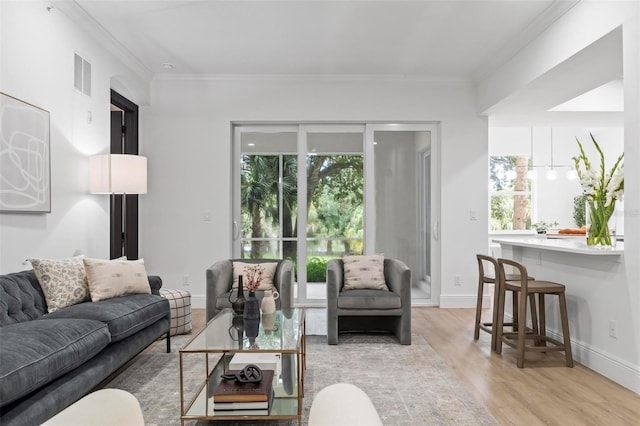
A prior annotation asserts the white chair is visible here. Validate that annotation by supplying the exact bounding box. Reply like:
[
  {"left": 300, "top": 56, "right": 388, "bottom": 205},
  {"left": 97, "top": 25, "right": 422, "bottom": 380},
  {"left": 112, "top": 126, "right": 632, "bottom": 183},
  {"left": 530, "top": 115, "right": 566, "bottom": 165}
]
[
  {"left": 41, "top": 389, "right": 144, "bottom": 426},
  {"left": 309, "top": 383, "right": 382, "bottom": 426}
]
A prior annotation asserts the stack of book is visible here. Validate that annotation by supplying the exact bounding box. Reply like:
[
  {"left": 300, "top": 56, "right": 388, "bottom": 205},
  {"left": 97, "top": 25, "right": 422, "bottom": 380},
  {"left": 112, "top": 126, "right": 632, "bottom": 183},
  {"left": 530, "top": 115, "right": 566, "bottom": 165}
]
[{"left": 212, "top": 369, "right": 275, "bottom": 416}]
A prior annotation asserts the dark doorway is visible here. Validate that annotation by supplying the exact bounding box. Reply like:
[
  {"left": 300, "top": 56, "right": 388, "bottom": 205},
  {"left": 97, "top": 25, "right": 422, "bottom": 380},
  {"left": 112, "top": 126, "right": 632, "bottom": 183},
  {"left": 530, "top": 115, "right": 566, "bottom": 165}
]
[{"left": 110, "top": 90, "right": 140, "bottom": 259}]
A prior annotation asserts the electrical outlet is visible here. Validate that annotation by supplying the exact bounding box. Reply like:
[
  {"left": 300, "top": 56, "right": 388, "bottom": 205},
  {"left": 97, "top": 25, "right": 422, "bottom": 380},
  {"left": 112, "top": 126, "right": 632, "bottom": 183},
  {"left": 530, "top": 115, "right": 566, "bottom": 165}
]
[
  {"left": 454, "top": 275, "right": 461, "bottom": 286},
  {"left": 609, "top": 320, "right": 617, "bottom": 338},
  {"left": 183, "top": 274, "right": 190, "bottom": 287}
]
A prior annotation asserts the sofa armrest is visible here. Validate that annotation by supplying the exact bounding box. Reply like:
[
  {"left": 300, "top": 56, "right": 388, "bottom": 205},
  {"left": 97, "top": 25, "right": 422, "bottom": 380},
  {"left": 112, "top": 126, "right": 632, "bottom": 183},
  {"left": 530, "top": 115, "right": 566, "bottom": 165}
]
[
  {"left": 148, "top": 275, "right": 163, "bottom": 296},
  {"left": 326, "top": 259, "right": 343, "bottom": 344},
  {"left": 206, "top": 260, "right": 233, "bottom": 322}
]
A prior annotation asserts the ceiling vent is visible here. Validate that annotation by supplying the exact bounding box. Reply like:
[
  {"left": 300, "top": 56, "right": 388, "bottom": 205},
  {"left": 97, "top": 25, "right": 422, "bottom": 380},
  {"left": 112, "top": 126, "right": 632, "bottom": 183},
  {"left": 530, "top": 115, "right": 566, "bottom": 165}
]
[{"left": 74, "top": 53, "right": 92, "bottom": 96}]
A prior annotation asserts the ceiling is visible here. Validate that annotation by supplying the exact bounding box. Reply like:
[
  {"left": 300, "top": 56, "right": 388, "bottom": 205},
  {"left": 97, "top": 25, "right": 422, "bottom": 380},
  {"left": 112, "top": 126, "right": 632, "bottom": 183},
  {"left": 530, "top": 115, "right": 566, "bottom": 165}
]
[
  {"left": 68, "top": 0, "right": 576, "bottom": 79},
  {"left": 59, "top": 0, "right": 624, "bottom": 117}
]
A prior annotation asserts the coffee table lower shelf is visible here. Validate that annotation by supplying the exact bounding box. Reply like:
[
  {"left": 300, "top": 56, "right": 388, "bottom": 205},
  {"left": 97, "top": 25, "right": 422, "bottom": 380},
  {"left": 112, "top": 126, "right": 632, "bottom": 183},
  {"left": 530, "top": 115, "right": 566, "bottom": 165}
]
[{"left": 181, "top": 352, "right": 302, "bottom": 424}]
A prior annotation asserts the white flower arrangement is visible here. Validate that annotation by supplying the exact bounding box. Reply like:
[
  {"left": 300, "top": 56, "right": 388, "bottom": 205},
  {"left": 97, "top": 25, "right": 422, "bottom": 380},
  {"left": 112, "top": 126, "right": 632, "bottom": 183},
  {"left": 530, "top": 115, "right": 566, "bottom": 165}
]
[{"left": 573, "top": 133, "right": 624, "bottom": 246}]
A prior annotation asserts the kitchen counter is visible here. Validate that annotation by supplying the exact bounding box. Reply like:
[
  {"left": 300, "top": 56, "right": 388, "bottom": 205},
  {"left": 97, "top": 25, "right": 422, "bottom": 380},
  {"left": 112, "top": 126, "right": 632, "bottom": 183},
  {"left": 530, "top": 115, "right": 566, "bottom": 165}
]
[{"left": 493, "top": 237, "right": 623, "bottom": 256}]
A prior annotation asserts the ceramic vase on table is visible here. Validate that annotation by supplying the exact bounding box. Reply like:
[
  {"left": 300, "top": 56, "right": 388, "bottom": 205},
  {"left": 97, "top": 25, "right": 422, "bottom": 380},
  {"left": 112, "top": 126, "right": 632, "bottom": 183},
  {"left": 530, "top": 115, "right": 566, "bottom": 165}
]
[
  {"left": 261, "top": 289, "right": 279, "bottom": 315},
  {"left": 243, "top": 291, "right": 260, "bottom": 320},
  {"left": 229, "top": 276, "right": 246, "bottom": 314}
]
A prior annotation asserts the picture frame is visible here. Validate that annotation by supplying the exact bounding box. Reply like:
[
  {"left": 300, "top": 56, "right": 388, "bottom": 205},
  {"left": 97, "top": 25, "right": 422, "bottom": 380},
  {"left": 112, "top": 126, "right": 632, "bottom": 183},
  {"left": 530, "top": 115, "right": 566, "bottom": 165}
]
[{"left": 0, "top": 92, "right": 51, "bottom": 213}]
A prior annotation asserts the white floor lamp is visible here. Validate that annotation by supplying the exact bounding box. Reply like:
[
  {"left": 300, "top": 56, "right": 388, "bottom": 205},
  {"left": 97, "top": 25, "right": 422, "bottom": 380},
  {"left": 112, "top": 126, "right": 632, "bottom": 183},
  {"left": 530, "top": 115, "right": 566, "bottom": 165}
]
[{"left": 89, "top": 154, "right": 147, "bottom": 258}]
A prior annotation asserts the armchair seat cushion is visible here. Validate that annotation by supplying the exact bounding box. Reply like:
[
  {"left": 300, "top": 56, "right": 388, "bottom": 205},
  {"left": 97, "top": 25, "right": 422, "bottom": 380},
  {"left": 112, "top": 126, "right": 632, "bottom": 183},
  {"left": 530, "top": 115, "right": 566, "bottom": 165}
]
[{"left": 337, "top": 289, "right": 401, "bottom": 310}]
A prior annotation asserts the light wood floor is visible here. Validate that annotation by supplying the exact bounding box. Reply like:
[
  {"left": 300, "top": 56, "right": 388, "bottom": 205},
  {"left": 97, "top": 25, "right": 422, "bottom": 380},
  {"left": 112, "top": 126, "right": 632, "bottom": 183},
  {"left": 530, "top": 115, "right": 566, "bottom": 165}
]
[{"left": 190, "top": 308, "right": 640, "bottom": 425}]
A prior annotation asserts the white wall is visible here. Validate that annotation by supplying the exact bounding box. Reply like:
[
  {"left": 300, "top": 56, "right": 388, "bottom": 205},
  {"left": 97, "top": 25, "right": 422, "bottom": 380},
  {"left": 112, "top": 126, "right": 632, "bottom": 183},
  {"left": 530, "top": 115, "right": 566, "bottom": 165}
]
[
  {"left": 140, "top": 78, "right": 488, "bottom": 308},
  {"left": 0, "top": 1, "right": 149, "bottom": 272}
]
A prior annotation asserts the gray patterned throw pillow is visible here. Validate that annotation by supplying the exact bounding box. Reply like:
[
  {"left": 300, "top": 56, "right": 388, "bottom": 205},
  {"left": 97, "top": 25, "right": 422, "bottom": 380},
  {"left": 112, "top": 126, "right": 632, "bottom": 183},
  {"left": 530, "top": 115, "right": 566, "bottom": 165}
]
[{"left": 29, "top": 256, "right": 90, "bottom": 312}]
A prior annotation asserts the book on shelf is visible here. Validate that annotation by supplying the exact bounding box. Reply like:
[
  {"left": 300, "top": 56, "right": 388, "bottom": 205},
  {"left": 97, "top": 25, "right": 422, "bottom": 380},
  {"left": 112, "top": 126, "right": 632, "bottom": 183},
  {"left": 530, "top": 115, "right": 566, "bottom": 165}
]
[
  {"left": 212, "top": 390, "right": 274, "bottom": 416},
  {"left": 229, "top": 352, "right": 280, "bottom": 373},
  {"left": 212, "top": 369, "right": 275, "bottom": 403}
]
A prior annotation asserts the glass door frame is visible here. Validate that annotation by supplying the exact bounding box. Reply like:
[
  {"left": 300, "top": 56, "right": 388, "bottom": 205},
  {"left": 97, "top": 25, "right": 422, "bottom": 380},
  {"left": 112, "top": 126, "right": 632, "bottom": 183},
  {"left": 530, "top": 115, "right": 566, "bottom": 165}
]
[
  {"left": 233, "top": 122, "right": 441, "bottom": 307},
  {"left": 365, "top": 123, "right": 441, "bottom": 306}
]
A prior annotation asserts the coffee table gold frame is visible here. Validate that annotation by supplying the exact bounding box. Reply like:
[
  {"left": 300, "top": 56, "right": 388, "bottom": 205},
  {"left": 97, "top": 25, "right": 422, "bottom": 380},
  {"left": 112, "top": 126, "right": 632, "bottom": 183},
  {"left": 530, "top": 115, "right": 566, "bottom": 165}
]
[{"left": 179, "top": 308, "right": 306, "bottom": 425}]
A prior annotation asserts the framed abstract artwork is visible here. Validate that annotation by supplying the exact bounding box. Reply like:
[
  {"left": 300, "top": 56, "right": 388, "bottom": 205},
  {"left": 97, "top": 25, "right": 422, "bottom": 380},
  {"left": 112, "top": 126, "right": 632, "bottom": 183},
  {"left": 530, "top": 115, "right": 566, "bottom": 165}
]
[{"left": 0, "top": 92, "right": 51, "bottom": 213}]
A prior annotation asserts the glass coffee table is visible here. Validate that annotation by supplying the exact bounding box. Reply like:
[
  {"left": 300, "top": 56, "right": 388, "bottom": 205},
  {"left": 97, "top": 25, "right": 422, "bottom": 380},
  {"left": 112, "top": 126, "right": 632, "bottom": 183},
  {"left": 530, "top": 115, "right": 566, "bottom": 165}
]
[{"left": 179, "top": 308, "right": 306, "bottom": 425}]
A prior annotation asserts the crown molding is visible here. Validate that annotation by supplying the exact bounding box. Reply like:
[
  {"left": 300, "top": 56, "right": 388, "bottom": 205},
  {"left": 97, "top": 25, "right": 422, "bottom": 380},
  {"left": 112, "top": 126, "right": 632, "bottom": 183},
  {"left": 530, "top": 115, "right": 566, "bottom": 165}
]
[
  {"left": 152, "top": 73, "right": 472, "bottom": 84},
  {"left": 473, "top": 0, "right": 581, "bottom": 83},
  {"left": 50, "top": 0, "right": 153, "bottom": 83}
]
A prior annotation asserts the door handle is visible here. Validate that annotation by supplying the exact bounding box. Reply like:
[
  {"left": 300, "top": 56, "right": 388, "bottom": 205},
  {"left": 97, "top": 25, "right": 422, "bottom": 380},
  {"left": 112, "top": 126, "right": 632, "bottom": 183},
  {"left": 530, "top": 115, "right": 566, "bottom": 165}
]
[
  {"left": 233, "top": 220, "right": 239, "bottom": 240},
  {"left": 432, "top": 219, "right": 439, "bottom": 241}
]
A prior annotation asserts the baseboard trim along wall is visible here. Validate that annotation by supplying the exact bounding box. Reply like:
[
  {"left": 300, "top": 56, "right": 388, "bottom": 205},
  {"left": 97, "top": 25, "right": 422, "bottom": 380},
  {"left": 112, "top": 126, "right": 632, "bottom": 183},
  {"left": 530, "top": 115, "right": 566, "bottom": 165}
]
[{"left": 503, "top": 314, "right": 640, "bottom": 395}]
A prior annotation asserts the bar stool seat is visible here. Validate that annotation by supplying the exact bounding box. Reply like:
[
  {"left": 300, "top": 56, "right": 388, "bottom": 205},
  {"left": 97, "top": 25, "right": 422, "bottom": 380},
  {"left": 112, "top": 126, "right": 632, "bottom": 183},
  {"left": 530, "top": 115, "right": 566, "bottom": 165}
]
[
  {"left": 474, "top": 254, "right": 536, "bottom": 351},
  {"left": 495, "top": 258, "right": 573, "bottom": 368}
]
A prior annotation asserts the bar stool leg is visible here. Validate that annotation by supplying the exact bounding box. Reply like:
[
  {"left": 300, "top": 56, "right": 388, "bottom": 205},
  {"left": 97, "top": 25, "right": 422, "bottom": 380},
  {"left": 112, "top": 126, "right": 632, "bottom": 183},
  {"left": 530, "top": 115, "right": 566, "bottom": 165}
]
[
  {"left": 474, "top": 276, "right": 484, "bottom": 341},
  {"left": 516, "top": 289, "right": 528, "bottom": 368},
  {"left": 529, "top": 293, "right": 539, "bottom": 344},
  {"left": 490, "top": 278, "right": 501, "bottom": 351},
  {"left": 537, "top": 293, "right": 546, "bottom": 348},
  {"left": 558, "top": 292, "right": 574, "bottom": 367},
  {"left": 495, "top": 281, "right": 506, "bottom": 355}
]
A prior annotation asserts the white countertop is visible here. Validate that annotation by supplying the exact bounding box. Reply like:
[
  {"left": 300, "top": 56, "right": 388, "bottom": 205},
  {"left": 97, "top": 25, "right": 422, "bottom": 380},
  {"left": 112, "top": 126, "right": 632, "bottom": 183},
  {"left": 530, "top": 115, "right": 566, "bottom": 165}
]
[{"left": 493, "top": 237, "right": 624, "bottom": 255}]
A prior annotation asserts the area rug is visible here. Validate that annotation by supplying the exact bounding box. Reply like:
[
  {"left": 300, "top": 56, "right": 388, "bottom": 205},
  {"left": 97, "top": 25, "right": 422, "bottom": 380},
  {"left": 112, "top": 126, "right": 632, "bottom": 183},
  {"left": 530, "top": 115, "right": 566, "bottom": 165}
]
[{"left": 105, "top": 334, "right": 497, "bottom": 425}]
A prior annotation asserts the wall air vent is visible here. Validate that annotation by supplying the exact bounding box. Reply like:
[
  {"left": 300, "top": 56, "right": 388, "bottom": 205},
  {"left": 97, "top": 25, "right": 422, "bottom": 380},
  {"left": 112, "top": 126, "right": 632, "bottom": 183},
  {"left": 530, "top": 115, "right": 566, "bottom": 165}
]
[{"left": 74, "top": 53, "right": 92, "bottom": 96}]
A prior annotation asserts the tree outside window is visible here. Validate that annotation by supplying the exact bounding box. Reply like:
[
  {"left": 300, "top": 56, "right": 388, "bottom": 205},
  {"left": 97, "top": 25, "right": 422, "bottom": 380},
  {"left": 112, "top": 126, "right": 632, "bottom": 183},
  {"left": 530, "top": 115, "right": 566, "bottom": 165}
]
[{"left": 490, "top": 156, "right": 532, "bottom": 231}]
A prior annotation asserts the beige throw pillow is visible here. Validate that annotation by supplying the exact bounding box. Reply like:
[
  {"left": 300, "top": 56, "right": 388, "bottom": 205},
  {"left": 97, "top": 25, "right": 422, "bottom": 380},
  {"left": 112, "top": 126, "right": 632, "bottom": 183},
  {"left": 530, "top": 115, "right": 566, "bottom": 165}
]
[
  {"left": 232, "top": 261, "right": 278, "bottom": 291},
  {"left": 29, "top": 256, "right": 90, "bottom": 312},
  {"left": 342, "top": 254, "right": 388, "bottom": 291},
  {"left": 83, "top": 257, "right": 151, "bottom": 302}
]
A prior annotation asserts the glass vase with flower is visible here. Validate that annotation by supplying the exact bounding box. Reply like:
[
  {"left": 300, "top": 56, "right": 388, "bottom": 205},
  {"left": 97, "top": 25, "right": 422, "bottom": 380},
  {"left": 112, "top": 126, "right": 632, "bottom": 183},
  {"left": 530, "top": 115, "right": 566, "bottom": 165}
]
[
  {"left": 573, "top": 133, "right": 624, "bottom": 248},
  {"left": 243, "top": 264, "right": 263, "bottom": 320}
]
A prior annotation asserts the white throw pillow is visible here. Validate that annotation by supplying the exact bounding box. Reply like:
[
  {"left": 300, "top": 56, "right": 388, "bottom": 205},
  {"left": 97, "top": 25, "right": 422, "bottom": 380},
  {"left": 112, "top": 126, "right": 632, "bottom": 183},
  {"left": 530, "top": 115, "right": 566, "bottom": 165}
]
[
  {"left": 29, "top": 256, "right": 90, "bottom": 312},
  {"left": 342, "top": 254, "right": 388, "bottom": 291},
  {"left": 83, "top": 257, "right": 151, "bottom": 302},
  {"left": 232, "top": 261, "right": 278, "bottom": 292}
]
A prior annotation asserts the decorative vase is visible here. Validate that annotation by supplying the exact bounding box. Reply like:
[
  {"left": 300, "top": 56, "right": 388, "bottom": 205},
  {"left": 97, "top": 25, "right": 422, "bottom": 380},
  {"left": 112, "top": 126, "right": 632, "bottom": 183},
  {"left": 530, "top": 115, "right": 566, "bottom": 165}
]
[
  {"left": 261, "top": 289, "right": 279, "bottom": 315},
  {"left": 228, "top": 315, "right": 245, "bottom": 349},
  {"left": 243, "top": 291, "right": 260, "bottom": 320},
  {"left": 585, "top": 200, "right": 616, "bottom": 248},
  {"left": 244, "top": 317, "right": 260, "bottom": 348},
  {"left": 229, "top": 276, "right": 246, "bottom": 314}
]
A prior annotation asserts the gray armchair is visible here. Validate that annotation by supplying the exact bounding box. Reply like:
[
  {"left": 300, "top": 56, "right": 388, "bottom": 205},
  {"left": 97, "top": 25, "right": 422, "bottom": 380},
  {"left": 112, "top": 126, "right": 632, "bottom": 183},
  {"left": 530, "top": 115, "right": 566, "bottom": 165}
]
[
  {"left": 327, "top": 258, "right": 412, "bottom": 345},
  {"left": 206, "top": 259, "right": 294, "bottom": 321}
]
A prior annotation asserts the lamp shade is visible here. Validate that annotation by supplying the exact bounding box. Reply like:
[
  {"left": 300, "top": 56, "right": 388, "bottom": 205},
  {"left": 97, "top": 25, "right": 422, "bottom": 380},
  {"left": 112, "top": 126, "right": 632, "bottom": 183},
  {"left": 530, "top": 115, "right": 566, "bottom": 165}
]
[{"left": 89, "top": 154, "right": 147, "bottom": 194}]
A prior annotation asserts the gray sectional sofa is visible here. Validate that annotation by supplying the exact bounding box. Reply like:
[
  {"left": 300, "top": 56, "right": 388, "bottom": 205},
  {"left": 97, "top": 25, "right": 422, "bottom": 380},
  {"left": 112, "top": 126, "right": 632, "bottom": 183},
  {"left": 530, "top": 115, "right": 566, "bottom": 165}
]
[{"left": 0, "top": 269, "right": 170, "bottom": 426}]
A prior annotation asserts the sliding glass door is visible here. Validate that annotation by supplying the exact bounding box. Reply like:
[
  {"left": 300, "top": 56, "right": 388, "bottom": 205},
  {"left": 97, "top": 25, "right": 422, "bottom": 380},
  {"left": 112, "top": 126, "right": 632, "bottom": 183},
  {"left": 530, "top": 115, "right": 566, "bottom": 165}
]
[{"left": 233, "top": 123, "right": 440, "bottom": 306}]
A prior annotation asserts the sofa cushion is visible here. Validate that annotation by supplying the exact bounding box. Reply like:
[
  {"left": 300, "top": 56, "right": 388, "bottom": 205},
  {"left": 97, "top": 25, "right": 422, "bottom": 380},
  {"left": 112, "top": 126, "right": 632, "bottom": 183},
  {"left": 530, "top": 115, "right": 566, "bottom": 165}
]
[
  {"left": 0, "top": 270, "right": 47, "bottom": 326},
  {"left": 28, "top": 256, "right": 90, "bottom": 312},
  {"left": 337, "top": 289, "right": 401, "bottom": 310},
  {"left": 0, "top": 318, "right": 110, "bottom": 406},
  {"left": 342, "top": 254, "right": 388, "bottom": 291},
  {"left": 83, "top": 258, "right": 151, "bottom": 302},
  {"left": 44, "top": 294, "right": 169, "bottom": 343}
]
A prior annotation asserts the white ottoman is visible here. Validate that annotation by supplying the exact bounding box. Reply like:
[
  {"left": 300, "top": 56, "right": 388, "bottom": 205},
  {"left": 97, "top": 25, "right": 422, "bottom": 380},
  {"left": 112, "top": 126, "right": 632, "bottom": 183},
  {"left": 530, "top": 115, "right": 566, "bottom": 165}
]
[
  {"left": 42, "top": 389, "right": 144, "bottom": 426},
  {"left": 309, "top": 383, "right": 382, "bottom": 426},
  {"left": 160, "top": 288, "right": 192, "bottom": 336}
]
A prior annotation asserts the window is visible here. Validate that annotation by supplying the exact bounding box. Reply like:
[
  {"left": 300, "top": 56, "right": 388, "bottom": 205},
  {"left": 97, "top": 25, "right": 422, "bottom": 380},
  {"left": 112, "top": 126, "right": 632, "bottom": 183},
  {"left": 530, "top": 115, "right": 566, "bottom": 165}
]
[{"left": 490, "top": 156, "right": 532, "bottom": 231}]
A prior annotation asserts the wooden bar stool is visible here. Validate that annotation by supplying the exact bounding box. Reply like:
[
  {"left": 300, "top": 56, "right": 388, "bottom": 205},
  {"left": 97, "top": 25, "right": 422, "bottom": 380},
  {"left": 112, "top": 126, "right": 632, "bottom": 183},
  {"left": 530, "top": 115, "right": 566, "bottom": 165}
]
[
  {"left": 495, "top": 258, "right": 574, "bottom": 368},
  {"left": 474, "top": 254, "right": 537, "bottom": 351}
]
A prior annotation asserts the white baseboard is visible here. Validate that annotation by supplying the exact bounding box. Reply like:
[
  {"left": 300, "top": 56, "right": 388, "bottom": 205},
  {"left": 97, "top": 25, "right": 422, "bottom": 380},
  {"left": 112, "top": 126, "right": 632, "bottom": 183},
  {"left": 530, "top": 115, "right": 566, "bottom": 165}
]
[
  {"left": 191, "top": 294, "right": 206, "bottom": 309},
  {"left": 501, "top": 313, "right": 640, "bottom": 394},
  {"left": 439, "top": 293, "right": 489, "bottom": 309}
]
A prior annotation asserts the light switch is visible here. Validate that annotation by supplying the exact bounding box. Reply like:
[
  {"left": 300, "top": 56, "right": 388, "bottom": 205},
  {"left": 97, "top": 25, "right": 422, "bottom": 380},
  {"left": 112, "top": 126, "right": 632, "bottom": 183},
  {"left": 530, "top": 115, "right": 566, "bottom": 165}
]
[
  {"left": 203, "top": 211, "right": 212, "bottom": 222},
  {"left": 469, "top": 210, "right": 477, "bottom": 221}
]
